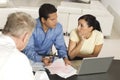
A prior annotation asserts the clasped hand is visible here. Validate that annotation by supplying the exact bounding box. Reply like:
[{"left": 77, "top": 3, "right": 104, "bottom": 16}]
[
  {"left": 77, "top": 26, "right": 89, "bottom": 40},
  {"left": 42, "top": 56, "right": 54, "bottom": 66}
]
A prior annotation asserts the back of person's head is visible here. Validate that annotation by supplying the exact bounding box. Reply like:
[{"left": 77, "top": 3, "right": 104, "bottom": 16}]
[
  {"left": 39, "top": 3, "right": 57, "bottom": 21},
  {"left": 2, "top": 12, "right": 36, "bottom": 37},
  {"left": 78, "top": 14, "right": 102, "bottom": 32}
]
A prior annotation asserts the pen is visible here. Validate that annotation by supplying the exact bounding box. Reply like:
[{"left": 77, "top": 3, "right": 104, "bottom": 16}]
[{"left": 51, "top": 52, "right": 56, "bottom": 62}]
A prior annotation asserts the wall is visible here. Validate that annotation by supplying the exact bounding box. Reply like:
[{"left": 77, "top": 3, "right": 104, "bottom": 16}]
[
  {"left": 100, "top": 0, "right": 120, "bottom": 60},
  {"left": 101, "top": 0, "right": 120, "bottom": 36},
  {"left": 8, "top": 0, "right": 63, "bottom": 7}
]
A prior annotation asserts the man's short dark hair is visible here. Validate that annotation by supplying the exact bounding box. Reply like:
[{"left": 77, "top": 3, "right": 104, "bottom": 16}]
[{"left": 39, "top": 3, "right": 57, "bottom": 21}]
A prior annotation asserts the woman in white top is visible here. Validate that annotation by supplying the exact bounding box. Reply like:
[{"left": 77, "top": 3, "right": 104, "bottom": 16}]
[{"left": 68, "top": 14, "right": 104, "bottom": 60}]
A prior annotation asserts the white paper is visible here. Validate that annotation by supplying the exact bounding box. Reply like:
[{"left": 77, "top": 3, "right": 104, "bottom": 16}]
[
  {"left": 46, "top": 58, "right": 77, "bottom": 78},
  {"left": 31, "top": 62, "right": 45, "bottom": 72},
  {"left": 35, "top": 71, "right": 49, "bottom": 80}
]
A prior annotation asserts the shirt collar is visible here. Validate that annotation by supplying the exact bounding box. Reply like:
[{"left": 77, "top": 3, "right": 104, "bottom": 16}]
[
  {"left": 0, "top": 34, "right": 16, "bottom": 48},
  {"left": 36, "top": 18, "right": 53, "bottom": 32}
]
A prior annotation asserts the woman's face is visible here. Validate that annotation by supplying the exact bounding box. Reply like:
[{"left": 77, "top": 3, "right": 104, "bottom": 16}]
[{"left": 78, "top": 19, "right": 93, "bottom": 36}]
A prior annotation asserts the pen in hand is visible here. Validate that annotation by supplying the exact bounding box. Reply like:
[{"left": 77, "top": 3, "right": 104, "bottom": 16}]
[
  {"left": 42, "top": 52, "right": 56, "bottom": 66},
  {"left": 50, "top": 52, "right": 56, "bottom": 62}
]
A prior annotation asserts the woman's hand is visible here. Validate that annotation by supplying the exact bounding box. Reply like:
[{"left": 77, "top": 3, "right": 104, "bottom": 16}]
[{"left": 77, "top": 26, "right": 86, "bottom": 41}]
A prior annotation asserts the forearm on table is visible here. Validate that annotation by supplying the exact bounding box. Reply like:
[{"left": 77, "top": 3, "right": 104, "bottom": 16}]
[
  {"left": 69, "top": 40, "right": 84, "bottom": 59},
  {"left": 77, "top": 52, "right": 99, "bottom": 58},
  {"left": 26, "top": 50, "right": 42, "bottom": 62}
]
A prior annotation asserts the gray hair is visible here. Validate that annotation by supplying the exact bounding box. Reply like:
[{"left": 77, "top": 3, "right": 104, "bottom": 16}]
[{"left": 2, "top": 12, "right": 36, "bottom": 37}]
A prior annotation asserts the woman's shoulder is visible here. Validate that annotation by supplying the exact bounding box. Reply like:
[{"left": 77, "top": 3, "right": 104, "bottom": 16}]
[
  {"left": 93, "top": 30, "right": 103, "bottom": 35},
  {"left": 71, "top": 28, "right": 77, "bottom": 34},
  {"left": 92, "top": 30, "right": 104, "bottom": 39}
]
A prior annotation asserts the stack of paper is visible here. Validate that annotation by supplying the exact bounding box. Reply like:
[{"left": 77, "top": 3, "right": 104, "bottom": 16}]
[
  {"left": 31, "top": 62, "right": 45, "bottom": 72},
  {"left": 46, "top": 58, "right": 77, "bottom": 78}
]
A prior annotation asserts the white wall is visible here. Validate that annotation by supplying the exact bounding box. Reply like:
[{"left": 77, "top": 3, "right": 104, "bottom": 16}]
[
  {"left": 8, "top": 0, "right": 63, "bottom": 7},
  {"left": 101, "top": 0, "right": 120, "bottom": 10},
  {"left": 101, "top": 0, "right": 120, "bottom": 36},
  {"left": 100, "top": 0, "right": 120, "bottom": 60}
]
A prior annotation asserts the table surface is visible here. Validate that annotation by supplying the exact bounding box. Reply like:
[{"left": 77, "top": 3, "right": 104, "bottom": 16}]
[{"left": 46, "top": 60, "right": 120, "bottom": 80}]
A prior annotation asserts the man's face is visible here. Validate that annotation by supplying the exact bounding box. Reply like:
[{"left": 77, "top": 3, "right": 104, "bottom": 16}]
[{"left": 44, "top": 12, "right": 57, "bottom": 28}]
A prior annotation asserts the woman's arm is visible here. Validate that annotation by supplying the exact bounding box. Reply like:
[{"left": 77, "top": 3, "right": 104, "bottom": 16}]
[
  {"left": 76, "top": 44, "right": 103, "bottom": 58},
  {"left": 68, "top": 39, "right": 103, "bottom": 59},
  {"left": 68, "top": 39, "right": 84, "bottom": 59}
]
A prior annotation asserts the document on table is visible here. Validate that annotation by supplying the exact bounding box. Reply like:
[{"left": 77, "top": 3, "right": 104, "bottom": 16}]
[
  {"left": 35, "top": 71, "right": 49, "bottom": 80},
  {"left": 45, "top": 58, "right": 77, "bottom": 78},
  {"left": 31, "top": 62, "right": 45, "bottom": 72}
]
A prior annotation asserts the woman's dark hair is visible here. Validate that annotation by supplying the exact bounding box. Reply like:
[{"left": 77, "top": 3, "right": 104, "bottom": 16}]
[
  {"left": 39, "top": 3, "right": 57, "bottom": 21},
  {"left": 78, "top": 14, "right": 102, "bottom": 32}
]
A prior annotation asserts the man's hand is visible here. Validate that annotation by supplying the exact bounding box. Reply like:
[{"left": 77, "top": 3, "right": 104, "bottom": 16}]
[
  {"left": 42, "top": 57, "right": 52, "bottom": 66},
  {"left": 63, "top": 58, "right": 71, "bottom": 65}
]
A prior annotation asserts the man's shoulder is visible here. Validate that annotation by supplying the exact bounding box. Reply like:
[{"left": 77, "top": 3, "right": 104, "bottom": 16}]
[
  {"left": 0, "top": 48, "right": 29, "bottom": 65},
  {"left": 5, "top": 48, "right": 29, "bottom": 62},
  {"left": 56, "top": 22, "right": 62, "bottom": 26},
  {"left": 56, "top": 22, "right": 62, "bottom": 29}
]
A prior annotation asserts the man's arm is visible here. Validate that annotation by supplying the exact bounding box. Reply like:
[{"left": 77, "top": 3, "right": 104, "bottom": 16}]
[
  {"left": 54, "top": 24, "right": 71, "bottom": 65},
  {"left": 54, "top": 24, "right": 68, "bottom": 58},
  {"left": 22, "top": 34, "right": 42, "bottom": 62}
]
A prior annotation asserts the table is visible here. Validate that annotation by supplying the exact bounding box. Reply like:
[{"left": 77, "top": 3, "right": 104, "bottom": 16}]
[{"left": 46, "top": 60, "right": 120, "bottom": 80}]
